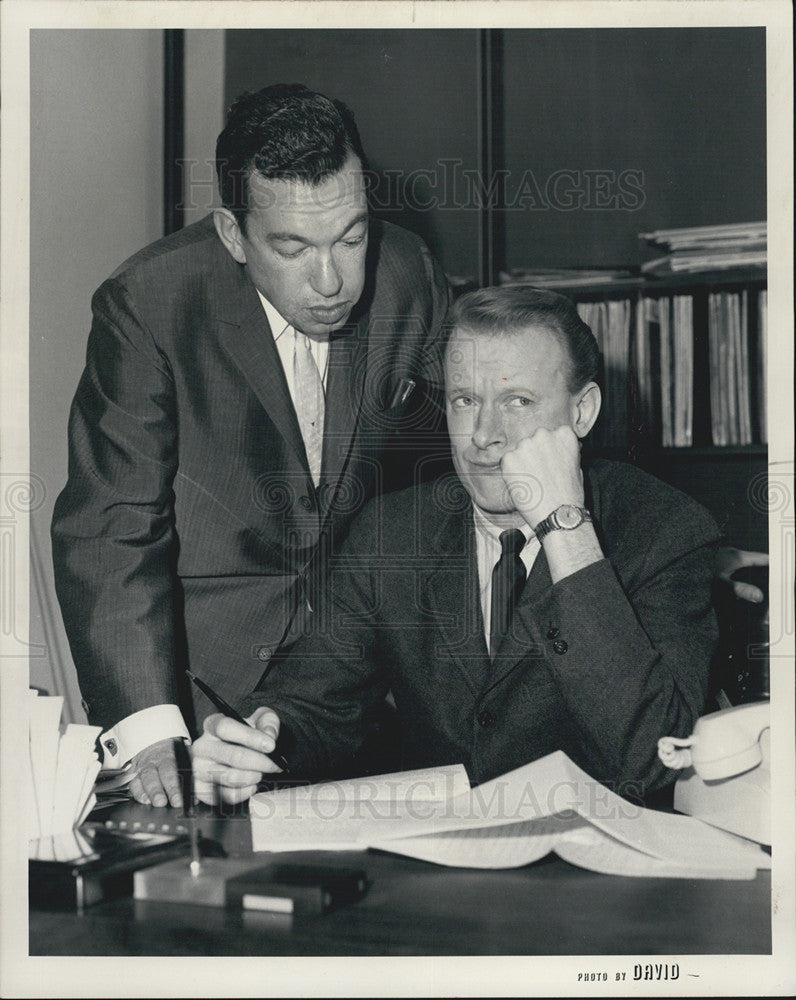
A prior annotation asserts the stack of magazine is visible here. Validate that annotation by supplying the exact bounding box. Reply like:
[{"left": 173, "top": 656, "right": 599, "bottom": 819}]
[
  {"left": 499, "top": 266, "right": 635, "bottom": 289},
  {"left": 639, "top": 222, "right": 766, "bottom": 276}
]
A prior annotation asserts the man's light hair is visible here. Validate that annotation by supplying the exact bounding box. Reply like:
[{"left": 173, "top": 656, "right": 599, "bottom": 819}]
[{"left": 448, "top": 285, "right": 600, "bottom": 393}]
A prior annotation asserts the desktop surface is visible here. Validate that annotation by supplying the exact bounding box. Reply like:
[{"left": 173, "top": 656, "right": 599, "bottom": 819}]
[{"left": 29, "top": 800, "right": 771, "bottom": 957}]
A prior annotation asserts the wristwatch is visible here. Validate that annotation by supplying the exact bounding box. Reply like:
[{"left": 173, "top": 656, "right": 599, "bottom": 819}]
[{"left": 533, "top": 504, "right": 592, "bottom": 541}]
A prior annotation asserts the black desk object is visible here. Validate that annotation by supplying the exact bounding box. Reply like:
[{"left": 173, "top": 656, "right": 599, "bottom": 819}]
[{"left": 29, "top": 800, "right": 771, "bottom": 957}]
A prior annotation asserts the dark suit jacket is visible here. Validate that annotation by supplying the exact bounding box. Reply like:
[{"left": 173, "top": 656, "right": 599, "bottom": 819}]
[
  {"left": 246, "top": 459, "right": 723, "bottom": 794},
  {"left": 51, "top": 216, "right": 450, "bottom": 732}
]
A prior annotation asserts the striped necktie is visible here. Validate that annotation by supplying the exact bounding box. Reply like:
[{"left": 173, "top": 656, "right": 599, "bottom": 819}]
[{"left": 292, "top": 328, "right": 325, "bottom": 487}]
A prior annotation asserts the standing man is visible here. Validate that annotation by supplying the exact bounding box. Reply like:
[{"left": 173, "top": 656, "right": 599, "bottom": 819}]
[
  {"left": 51, "top": 84, "right": 450, "bottom": 807},
  {"left": 192, "top": 286, "right": 722, "bottom": 803}
]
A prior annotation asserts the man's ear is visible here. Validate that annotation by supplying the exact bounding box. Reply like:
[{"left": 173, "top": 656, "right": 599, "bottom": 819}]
[
  {"left": 213, "top": 208, "right": 247, "bottom": 265},
  {"left": 572, "top": 382, "right": 601, "bottom": 438}
]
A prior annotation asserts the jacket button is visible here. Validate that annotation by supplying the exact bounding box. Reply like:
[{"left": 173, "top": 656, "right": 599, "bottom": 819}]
[
  {"left": 299, "top": 495, "right": 314, "bottom": 510},
  {"left": 256, "top": 646, "right": 272, "bottom": 661},
  {"left": 477, "top": 709, "right": 495, "bottom": 729},
  {"left": 552, "top": 639, "right": 568, "bottom": 655},
  {"left": 547, "top": 627, "right": 560, "bottom": 639}
]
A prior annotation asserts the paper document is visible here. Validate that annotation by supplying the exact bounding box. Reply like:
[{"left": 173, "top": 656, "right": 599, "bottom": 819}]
[
  {"left": 249, "top": 751, "right": 770, "bottom": 879},
  {"left": 250, "top": 764, "right": 469, "bottom": 852}
]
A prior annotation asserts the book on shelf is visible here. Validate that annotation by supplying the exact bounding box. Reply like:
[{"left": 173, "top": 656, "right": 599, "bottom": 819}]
[
  {"left": 658, "top": 297, "right": 673, "bottom": 447},
  {"left": 673, "top": 295, "right": 694, "bottom": 448},
  {"left": 632, "top": 298, "right": 659, "bottom": 443},
  {"left": 576, "top": 299, "right": 631, "bottom": 449},
  {"left": 708, "top": 291, "right": 755, "bottom": 446},
  {"left": 758, "top": 290, "right": 767, "bottom": 443},
  {"left": 708, "top": 293, "right": 724, "bottom": 446},
  {"left": 737, "top": 291, "right": 752, "bottom": 444},
  {"left": 248, "top": 751, "right": 770, "bottom": 879}
]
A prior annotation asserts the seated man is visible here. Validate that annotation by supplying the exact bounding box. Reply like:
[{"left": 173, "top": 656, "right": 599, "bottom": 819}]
[{"left": 192, "top": 286, "right": 723, "bottom": 803}]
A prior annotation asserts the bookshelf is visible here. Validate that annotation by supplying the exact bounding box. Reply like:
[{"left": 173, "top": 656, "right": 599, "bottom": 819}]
[
  {"left": 520, "top": 266, "right": 768, "bottom": 452},
  {"left": 497, "top": 265, "right": 769, "bottom": 552},
  {"left": 465, "top": 30, "right": 768, "bottom": 546}
]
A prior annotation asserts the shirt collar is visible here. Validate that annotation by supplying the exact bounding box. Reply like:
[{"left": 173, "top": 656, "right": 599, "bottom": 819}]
[
  {"left": 472, "top": 503, "right": 534, "bottom": 547},
  {"left": 255, "top": 290, "right": 346, "bottom": 343},
  {"left": 255, "top": 290, "right": 291, "bottom": 342}
]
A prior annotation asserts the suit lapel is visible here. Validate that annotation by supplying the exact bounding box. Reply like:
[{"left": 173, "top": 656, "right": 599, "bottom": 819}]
[
  {"left": 424, "top": 503, "right": 492, "bottom": 695},
  {"left": 217, "top": 266, "right": 308, "bottom": 470},
  {"left": 318, "top": 313, "right": 369, "bottom": 518}
]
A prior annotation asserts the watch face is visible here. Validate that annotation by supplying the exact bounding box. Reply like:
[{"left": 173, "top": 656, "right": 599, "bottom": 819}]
[{"left": 556, "top": 504, "right": 583, "bottom": 529}]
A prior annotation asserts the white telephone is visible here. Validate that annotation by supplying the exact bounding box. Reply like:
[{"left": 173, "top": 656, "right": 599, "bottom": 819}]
[{"left": 657, "top": 701, "right": 770, "bottom": 845}]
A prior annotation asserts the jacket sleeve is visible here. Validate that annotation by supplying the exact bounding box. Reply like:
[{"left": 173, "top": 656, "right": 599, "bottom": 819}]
[
  {"left": 417, "top": 239, "right": 452, "bottom": 405},
  {"left": 51, "top": 278, "right": 182, "bottom": 731},
  {"left": 240, "top": 510, "right": 389, "bottom": 777},
  {"left": 530, "top": 516, "right": 721, "bottom": 794}
]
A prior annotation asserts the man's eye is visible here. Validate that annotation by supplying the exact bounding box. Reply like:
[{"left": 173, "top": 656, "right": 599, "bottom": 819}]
[
  {"left": 450, "top": 395, "right": 474, "bottom": 409},
  {"left": 507, "top": 395, "right": 533, "bottom": 408},
  {"left": 341, "top": 234, "right": 366, "bottom": 249},
  {"left": 275, "top": 246, "right": 306, "bottom": 259}
]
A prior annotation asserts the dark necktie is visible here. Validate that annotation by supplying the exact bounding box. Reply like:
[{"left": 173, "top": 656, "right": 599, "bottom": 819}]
[{"left": 489, "top": 528, "right": 527, "bottom": 658}]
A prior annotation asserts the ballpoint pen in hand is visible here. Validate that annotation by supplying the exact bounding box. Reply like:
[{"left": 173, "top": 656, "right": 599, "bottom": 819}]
[{"left": 185, "top": 670, "right": 293, "bottom": 775}]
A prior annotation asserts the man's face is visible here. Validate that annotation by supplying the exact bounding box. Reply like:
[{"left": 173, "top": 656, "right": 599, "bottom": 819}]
[
  {"left": 445, "top": 326, "right": 584, "bottom": 517},
  {"left": 225, "top": 153, "right": 368, "bottom": 338}
]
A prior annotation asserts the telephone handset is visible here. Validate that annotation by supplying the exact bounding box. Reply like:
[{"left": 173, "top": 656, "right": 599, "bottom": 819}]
[{"left": 657, "top": 701, "right": 770, "bottom": 845}]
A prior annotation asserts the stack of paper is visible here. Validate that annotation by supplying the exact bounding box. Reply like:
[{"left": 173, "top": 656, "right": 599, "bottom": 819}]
[
  {"left": 27, "top": 691, "right": 102, "bottom": 841},
  {"left": 249, "top": 752, "right": 770, "bottom": 880},
  {"left": 639, "top": 222, "right": 766, "bottom": 275},
  {"left": 499, "top": 267, "right": 636, "bottom": 289},
  {"left": 250, "top": 764, "right": 470, "bottom": 852}
]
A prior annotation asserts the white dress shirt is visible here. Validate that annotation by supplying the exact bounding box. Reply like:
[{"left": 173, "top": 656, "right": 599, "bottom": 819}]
[
  {"left": 98, "top": 292, "right": 329, "bottom": 769},
  {"left": 472, "top": 505, "right": 540, "bottom": 646},
  {"left": 258, "top": 292, "right": 330, "bottom": 392}
]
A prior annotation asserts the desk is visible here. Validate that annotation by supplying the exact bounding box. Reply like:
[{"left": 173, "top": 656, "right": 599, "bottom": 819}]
[{"left": 29, "top": 801, "right": 771, "bottom": 957}]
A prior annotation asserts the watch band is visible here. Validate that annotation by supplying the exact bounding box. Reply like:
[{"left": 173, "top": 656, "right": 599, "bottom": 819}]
[{"left": 534, "top": 504, "right": 592, "bottom": 541}]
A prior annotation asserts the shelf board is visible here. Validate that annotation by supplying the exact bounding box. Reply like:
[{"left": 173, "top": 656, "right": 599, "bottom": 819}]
[
  {"left": 656, "top": 444, "right": 769, "bottom": 459},
  {"left": 501, "top": 265, "right": 767, "bottom": 298},
  {"left": 594, "top": 444, "right": 768, "bottom": 460}
]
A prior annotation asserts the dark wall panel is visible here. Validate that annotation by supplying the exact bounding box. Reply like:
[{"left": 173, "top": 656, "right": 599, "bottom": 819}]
[
  {"left": 502, "top": 28, "right": 766, "bottom": 269},
  {"left": 225, "top": 29, "right": 481, "bottom": 279}
]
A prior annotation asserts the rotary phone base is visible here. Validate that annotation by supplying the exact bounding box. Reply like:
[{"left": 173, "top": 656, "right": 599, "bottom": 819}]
[{"left": 658, "top": 701, "right": 770, "bottom": 846}]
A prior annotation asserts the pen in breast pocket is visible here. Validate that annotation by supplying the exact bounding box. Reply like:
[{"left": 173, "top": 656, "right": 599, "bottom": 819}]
[
  {"left": 185, "top": 670, "right": 293, "bottom": 775},
  {"left": 389, "top": 378, "right": 416, "bottom": 408}
]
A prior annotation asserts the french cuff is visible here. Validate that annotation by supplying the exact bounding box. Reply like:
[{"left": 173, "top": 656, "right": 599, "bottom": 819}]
[{"left": 99, "top": 704, "right": 191, "bottom": 770}]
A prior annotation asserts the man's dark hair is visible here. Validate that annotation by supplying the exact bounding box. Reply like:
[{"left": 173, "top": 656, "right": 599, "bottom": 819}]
[
  {"left": 449, "top": 285, "right": 600, "bottom": 392},
  {"left": 215, "top": 83, "right": 368, "bottom": 229}
]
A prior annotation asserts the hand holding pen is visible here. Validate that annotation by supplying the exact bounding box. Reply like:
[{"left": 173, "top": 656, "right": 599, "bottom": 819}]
[{"left": 187, "top": 671, "right": 292, "bottom": 806}]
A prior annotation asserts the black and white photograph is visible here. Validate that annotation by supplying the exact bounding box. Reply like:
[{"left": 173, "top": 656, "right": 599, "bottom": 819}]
[{"left": 1, "top": 1, "right": 794, "bottom": 997}]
